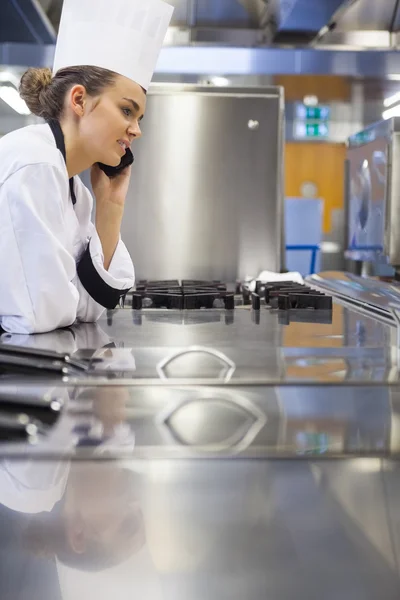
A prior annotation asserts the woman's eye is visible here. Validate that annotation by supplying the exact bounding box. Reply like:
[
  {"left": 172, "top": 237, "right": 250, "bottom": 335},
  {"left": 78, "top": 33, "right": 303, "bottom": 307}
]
[{"left": 122, "top": 107, "right": 132, "bottom": 117}]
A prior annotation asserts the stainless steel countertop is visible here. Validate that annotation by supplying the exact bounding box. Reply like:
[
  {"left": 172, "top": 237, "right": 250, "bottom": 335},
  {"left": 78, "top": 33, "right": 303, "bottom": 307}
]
[
  {"left": 1, "top": 276, "right": 400, "bottom": 597},
  {"left": 1, "top": 453, "right": 400, "bottom": 599},
  {"left": 97, "top": 302, "right": 395, "bottom": 383},
  {"left": 1, "top": 299, "right": 396, "bottom": 384},
  {"left": 0, "top": 381, "right": 393, "bottom": 460}
]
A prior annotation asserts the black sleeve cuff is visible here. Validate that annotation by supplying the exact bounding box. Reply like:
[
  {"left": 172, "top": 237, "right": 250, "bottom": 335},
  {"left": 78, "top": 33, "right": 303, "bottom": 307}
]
[{"left": 76, "top": 241, "right": 128, "bottom": 309}]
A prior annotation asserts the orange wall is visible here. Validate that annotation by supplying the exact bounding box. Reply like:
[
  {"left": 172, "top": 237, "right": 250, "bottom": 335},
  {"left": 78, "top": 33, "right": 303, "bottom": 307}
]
[
  {"left": 285, "top": 142, "right": 346, "bottom": 233},
  {"left": 274, "top": 75, "right": 351, "bottom": 103}
]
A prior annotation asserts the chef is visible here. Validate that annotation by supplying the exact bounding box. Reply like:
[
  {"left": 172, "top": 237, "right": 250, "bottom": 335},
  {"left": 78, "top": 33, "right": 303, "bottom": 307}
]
[{"left": 0, "top": 0, "right": 173, "bottom": 335}]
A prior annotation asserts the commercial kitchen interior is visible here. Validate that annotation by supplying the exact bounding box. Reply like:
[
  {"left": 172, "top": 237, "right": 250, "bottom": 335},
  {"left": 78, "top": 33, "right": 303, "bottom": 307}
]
[{"left": 3, "top": 0, "right": 400, "bottom": 598}]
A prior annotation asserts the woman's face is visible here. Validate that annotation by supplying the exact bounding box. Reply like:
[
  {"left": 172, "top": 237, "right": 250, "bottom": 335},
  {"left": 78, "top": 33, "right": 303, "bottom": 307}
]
[
  {"left": 64, "top": 465, "right": 145, "bottom": 561},
  {"left": 80, "top": 74, "right": 147, "bottom": 166}
]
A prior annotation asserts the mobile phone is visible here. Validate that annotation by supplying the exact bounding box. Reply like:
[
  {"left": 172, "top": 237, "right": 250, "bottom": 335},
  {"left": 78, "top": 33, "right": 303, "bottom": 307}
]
[{"left": 98, "top": 147, "right": 134, "bottom": 178}]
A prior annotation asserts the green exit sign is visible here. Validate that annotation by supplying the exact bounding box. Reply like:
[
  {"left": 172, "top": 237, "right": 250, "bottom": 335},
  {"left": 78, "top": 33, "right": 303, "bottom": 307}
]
[
  {"left": 295, "top": 104, "right": 331, "bottom": 120},
  {"left": 294, "top": 121, "right": 329, "bottom": 139}
]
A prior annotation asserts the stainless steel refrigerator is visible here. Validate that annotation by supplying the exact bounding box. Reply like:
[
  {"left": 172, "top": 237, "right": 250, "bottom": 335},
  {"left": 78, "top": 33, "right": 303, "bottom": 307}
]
[{"left": 121, "top": 84, "right": 285, "bottom": 281}]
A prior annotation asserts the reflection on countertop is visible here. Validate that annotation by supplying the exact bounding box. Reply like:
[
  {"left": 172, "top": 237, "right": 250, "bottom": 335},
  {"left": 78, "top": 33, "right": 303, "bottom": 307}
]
[
  {"left": 1, "top": 452, "right": 400, "bottom": 599},
  {"left": 0, "top": 299, "right": 397, "bottom": 383},
  {"left": 0, "top": 382, "right": 395, "bottom": 460}
]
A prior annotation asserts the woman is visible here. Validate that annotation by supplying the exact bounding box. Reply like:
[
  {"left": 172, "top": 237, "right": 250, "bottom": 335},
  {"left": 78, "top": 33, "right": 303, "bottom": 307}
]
[{"left": 0, "top": 0, "right": 173, "bottom": 335}]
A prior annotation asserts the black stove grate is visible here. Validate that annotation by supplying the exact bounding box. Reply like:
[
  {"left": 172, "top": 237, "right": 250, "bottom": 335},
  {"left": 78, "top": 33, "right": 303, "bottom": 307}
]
[
  {"left": 131, "top": 280, "right": 234, "bottom": 310},
  {"left": 244, "top": 280, "right": 333, "bottom": 311}
]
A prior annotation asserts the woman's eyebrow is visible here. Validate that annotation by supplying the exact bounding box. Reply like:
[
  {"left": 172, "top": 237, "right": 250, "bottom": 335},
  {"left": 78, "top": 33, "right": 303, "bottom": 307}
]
[{"left": 123, "top": 97, "right": 141, "bottom": 113}]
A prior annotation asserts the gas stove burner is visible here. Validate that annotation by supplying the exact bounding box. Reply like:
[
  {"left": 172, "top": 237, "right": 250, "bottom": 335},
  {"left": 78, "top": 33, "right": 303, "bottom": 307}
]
[
  {"left": 238, "top": 280, "right": 333, "bottom": 311},
  {"left": 131, "top": 280, "right": 234, "bottom": 310}
]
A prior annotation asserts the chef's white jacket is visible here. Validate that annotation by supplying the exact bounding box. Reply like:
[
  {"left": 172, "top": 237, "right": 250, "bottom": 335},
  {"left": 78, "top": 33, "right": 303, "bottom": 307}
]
[{"left": 0, "top": 123, "right": 135, "bottom": 335}]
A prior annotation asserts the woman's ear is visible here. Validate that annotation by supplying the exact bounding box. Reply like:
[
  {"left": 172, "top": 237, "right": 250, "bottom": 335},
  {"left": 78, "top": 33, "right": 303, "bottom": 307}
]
[{"left": 69, "top": 84, "right": 87, "bottom": 117}]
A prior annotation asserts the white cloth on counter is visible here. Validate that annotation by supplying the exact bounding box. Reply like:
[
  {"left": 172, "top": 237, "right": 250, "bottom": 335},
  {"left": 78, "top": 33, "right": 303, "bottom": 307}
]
[
  {"left": 245, "top": 270, "right": 304, "bottom": 292},
  {"left": 0, "top": 124, "right": 135, "bottom": 335}
]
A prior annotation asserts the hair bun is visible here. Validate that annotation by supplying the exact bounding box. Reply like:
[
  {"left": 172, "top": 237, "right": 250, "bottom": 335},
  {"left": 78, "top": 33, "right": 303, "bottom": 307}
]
[{"left": 19, "top": 67, "right": 53, "bottom": 119}]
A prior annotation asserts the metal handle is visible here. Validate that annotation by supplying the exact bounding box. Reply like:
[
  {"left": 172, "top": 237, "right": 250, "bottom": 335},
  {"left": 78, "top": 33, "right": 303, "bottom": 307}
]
[
  {"left": 390, "top": 305, "right": 400, "bottom": 345},
  {"left": 156, "top": 346, "right": 236, "bottom": 382},
  {"left": 388, "top": 305, "right": 400, "bottom": 380}
]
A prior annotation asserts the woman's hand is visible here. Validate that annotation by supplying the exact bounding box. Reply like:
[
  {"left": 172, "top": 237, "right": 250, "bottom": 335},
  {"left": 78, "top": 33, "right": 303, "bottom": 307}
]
[
  {"left": 91, "top": 164, "right": 132, "bottom": 269},
  {"left": 90, "top": 163, "right": 132, "bottom": 207}
]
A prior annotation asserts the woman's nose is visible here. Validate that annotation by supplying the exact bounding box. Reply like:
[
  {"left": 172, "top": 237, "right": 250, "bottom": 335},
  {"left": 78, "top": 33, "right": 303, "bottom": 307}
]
[{"left": 128, "top": 121, "right": 142, "bottom": 139}]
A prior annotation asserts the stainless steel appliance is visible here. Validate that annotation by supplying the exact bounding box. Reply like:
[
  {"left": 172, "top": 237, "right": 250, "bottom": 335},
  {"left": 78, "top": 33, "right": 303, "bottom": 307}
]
[
  {"left": 345, "top": 117, "right": 400, "bottom": 270},
  {"left": 121, "top": 85, "right": 285, "bottom": 281}
]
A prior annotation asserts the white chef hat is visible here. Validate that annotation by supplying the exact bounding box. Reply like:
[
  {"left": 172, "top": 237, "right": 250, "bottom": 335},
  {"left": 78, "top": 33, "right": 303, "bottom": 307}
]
[
  {"left": 52, "top": 0, "right": 174, "bottom": 90},
  {"left": 56, "top": 546, "right": 163, "bottom": 600}
]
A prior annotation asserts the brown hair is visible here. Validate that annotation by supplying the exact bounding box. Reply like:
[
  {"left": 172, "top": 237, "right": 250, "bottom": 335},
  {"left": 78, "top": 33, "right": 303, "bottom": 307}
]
[{"left": 19, "top": 66, "right": 118, "bottom": 121}]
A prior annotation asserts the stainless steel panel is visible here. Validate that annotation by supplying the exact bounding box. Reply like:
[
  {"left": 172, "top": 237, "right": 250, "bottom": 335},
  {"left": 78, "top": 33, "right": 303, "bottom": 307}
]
[
  {"left": 5, "top": 43, "right": 400, "bottom": 77},
  {"left": 1, "top": 295, "right": 397, "bottom": 384},
  {"left": 270, "top": 0, "right": 348, "bottom": 32},
  {"left": 387, "top": 130, "right": 400, "bottom": 265},
  {"left": 195, "top": 0, "right": 253, "bottom": 26},
  {"left": 345, "top": 118, "right": 397, "bottom": 264},
  {"left": 167, "top": 0, "right": 263, "bottom": 28},
  {"left": 0, "top": 0, "right": 56, "bottom": 44},
  {"left": 156, "top": 46, "right": 400, "bottom": 77},
  {"left": 394, "top": 1, "right": 400, "bottom": 31},
  {"left": 0, "top": 323, "right": 400, "bottom": 596},
  {"left": 0, "top": 381, "right": 394, "bottom": 458},
  {"left": 318, "top": 29, "right": 393, "bottom": 47},
  {"left": 1, "top": 455, "right": 400, "bottom": 598},
  {"left": 167, "top": 0, "right": 192, "bottom": 26},
  {"left": 332, "top": 0, "right": 399, "bottom": 31},
  {"left": 122, "top": 86, "right": 284, "bottom": 281}
]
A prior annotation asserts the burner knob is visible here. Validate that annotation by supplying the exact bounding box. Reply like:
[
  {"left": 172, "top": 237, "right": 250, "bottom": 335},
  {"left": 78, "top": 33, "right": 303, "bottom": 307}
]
[
  {"left": 251, "top": 293, "right": 261, "bottom": 311},
  {"left": 131, "top": 293, "right": 143, "bottom": 310},
  {"left": 224, "top": 294, "right": 235, "bottom": 310},
  {"left": 242, "top": 289, "right": 251, "bottom": 305}
]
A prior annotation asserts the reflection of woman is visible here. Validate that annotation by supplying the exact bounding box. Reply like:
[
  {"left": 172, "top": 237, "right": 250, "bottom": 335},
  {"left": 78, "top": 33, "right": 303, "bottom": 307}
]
[
  {"left": 0, "top": 388, "right": 161, "bottom": 599},
  {"left": 0, "top": 0, "right": 173, "bottom": 335},
  {"left": 24, "top": 464, "right": 145, "bottom": 571}
]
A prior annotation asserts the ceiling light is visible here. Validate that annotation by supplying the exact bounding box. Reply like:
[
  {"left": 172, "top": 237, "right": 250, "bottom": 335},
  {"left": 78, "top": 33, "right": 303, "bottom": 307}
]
[
  {"left": 384, "top": 90, "right": 400, "bottom": 107},
  {"left": 382, "top": 104, "right": 400, "bottom": 120},
  {"left": 0, "top": 71, "right": 21, "bottom": 88},
  {"left": 209, "top": 76, "right": 230, "bottom": 87},
  {"left": 0, "top": 86, "right": 31, "bottom": 115},
  {"left": 303, "top": 95, "right": 318, "bottom": 106}
]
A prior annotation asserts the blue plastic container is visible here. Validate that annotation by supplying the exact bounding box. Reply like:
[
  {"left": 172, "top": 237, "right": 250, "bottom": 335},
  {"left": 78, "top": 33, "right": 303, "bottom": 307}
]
[{"left": 285, "top": 198, "right": 323, "bottom": 276}]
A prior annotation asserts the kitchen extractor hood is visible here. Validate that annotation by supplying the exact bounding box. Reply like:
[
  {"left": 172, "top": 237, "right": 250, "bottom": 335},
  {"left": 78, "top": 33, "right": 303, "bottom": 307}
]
[
  {"left": 0, "top": 0, "right": 56, "bottom": 44},
  {"left": 2, "top": 0, "right": 400, "bottom": 78},
  {"left": 262, "top": 0, "right": 354, "bottom": 44},
  {"left": 2, "top": 0, "right": 400, "bottom": 49},
  {"left": 3, "top": 42, "right": 400, "bottom": 79},
  {"left": 318, "top": 0, "right": 400, "bottom": 46}
]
